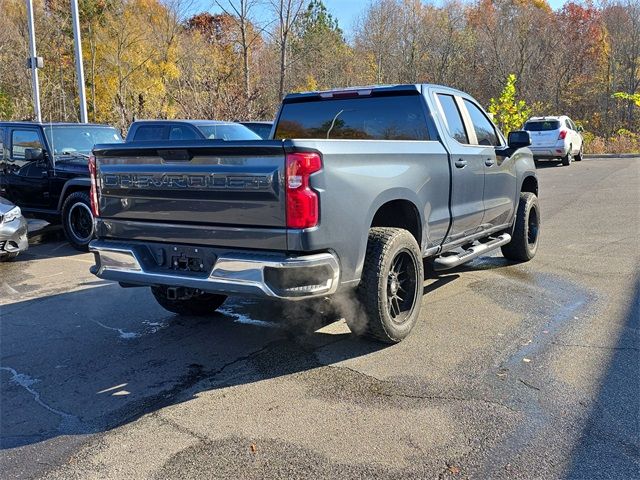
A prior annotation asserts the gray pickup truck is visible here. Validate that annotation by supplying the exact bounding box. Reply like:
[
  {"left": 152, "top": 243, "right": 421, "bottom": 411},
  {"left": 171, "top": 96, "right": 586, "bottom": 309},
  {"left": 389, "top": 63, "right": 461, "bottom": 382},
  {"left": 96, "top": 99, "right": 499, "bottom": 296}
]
[{"left": 89, "top": 84, "right": 539, "bottom": 343}]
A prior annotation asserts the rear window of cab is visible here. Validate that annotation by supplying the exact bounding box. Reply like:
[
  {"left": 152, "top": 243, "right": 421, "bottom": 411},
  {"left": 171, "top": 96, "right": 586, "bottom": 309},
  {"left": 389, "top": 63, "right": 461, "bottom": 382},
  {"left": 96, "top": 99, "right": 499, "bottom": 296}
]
[{"left": 274, "top": 95, "right": 431, "bottom": 141}]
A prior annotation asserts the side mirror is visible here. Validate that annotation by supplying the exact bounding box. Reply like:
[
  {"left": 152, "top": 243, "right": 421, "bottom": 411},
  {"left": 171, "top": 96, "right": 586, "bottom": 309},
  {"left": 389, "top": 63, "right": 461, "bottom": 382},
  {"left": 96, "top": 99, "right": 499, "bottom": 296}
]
[
  {"left": 25, "top": 147, "right": 44, "bottom": 161},
  {"left": 508, "top": 130, "right": 531, "bottom": 149},
  {"left": 577, "top": 125, "right": 584, "bottom": 132}
]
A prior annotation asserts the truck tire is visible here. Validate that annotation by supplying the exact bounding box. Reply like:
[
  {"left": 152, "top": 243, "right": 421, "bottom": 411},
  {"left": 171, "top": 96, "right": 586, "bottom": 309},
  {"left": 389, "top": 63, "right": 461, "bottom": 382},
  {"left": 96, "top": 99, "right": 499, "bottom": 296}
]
[
  {"left": 561, "top": 146, "right": 573, "bottom": 166},
  {"left": 61, "top": 191, "right": 94, "bottom": 251},
  {"left": 350, "top": 227, "right": 423, "bottom": 344},
  {"left": 501, "top": 192, "right": 540, "bottom": 262},
  {"left": 151, "top": 286, "right": 227, "bottom": 316}
]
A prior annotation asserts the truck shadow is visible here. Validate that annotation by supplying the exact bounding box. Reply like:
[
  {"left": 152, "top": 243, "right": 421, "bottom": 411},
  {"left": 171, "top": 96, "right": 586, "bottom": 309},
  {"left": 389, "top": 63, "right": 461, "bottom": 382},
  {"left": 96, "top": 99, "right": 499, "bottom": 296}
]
[
  {"left": 1, "top": 250, "right": 530, "bottom": 466},
  {"left": 0, "top": 283, "right": 385, "bottom": 458}
]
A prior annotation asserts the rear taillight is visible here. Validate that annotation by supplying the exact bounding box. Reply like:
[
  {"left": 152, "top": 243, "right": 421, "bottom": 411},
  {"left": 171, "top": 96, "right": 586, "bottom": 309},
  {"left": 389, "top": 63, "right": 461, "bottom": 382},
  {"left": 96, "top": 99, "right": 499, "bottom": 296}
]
[
  {"left": 558, "top": 130, "right": 567, "bottom": 140},
  {"left": 88, "top": 155, "right": 100, "bottom": 217},
  {"left": 286, "top": 152, "right": 322, "bottom": 229}
]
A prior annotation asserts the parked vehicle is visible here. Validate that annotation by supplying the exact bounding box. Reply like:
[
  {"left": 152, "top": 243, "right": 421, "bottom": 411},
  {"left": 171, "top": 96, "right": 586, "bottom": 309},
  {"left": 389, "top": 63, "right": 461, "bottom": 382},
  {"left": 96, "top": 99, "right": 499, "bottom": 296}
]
[
  {"left": 240, "top": 121, "right": 273, "bottom": 139},
  {"left": 0, "top": 196, "right": 28, "bottom": 261},
  {"left": 523, "top": 116, "right": 583, "bottom": 166},
  {"left": 89, "top": 84, "right": 539, "bottom": 343},
  {"left": 0, "top": 122, "right": 123, "bottom": 251},
  {"left": 126, "top": 120, "right": 262, "bottom": 142}
]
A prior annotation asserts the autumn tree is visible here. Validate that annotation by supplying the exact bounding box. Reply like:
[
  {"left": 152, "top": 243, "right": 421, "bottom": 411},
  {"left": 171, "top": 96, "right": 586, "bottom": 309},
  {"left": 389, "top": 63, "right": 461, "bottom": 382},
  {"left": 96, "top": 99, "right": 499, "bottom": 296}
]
[{"left": 488, "top": 74, "right": 531, "bottom": 134}]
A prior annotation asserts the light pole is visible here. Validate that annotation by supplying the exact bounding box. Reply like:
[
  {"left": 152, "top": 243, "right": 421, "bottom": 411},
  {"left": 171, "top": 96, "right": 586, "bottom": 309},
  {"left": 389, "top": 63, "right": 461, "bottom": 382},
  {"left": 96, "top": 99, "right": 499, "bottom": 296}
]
[
  {"left": 70, "top": 0, "right": 88, "bottom": 123},
  {"left": 26, "top": 0, "right": 42, "bottom": 122}
]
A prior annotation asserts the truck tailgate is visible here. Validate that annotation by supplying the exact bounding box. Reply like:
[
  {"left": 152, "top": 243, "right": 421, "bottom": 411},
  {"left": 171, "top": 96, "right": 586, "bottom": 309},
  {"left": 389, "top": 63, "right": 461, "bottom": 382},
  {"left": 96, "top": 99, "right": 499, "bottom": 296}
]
[{"left": 93, "top": 140, "right": 287, "bottom": 243}]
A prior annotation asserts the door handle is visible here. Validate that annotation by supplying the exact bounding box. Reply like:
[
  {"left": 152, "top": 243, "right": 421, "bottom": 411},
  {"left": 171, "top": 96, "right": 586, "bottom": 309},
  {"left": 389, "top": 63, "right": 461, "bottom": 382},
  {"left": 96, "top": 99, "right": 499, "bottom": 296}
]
[
  {"left": 455, "top": 159, "right": 467, "bottom": 168},
  {"left": 485, "top": 158, "right": 495, "bottom": 167}
]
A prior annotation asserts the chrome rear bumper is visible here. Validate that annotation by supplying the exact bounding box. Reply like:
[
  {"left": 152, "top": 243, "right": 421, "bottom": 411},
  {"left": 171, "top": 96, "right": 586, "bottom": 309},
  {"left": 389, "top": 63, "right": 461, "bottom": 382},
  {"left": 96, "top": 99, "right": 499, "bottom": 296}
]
[{"left": 89, "top": 240, "right": 340, "bottom": 300}]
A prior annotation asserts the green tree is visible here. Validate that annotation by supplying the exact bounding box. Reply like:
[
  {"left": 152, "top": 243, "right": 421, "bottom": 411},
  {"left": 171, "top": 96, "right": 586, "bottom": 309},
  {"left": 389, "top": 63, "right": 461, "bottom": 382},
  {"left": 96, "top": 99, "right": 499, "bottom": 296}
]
[
  {"left": 291, "top": 0, "right": 354, "bottom": 91},
  {"left": 488, "top": 74, "right": 531, "bottom": 134}
]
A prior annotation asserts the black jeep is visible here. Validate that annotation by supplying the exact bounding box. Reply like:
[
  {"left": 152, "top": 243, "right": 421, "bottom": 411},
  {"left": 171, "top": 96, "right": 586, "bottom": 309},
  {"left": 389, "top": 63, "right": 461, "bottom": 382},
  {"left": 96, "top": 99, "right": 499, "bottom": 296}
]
[{"left": 0, "top": 122, "right": 123, "bottom": 250}]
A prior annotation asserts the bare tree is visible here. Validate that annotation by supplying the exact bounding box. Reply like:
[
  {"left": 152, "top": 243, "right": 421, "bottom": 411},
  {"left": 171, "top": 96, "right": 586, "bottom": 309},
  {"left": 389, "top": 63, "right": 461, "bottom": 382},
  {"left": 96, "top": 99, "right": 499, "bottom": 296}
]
[
  {"left": 215, "top": 0, "right": 267, "bottom": 112},
  {"left": 268, "top": 0, "right": 306, "bottom": 99},
  {"left": 354, "top": 0, "right": 401, "bottom": 84}
]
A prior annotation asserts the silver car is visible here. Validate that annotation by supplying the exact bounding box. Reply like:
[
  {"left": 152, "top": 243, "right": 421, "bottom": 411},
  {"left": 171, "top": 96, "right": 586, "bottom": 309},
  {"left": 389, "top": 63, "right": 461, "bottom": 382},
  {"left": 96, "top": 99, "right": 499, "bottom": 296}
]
[
  {"left": 523, "top": 116, "right": 584, "bottom": 166},
  {"left": 0, "top": 197, "right": 28, "bottom": 261}
]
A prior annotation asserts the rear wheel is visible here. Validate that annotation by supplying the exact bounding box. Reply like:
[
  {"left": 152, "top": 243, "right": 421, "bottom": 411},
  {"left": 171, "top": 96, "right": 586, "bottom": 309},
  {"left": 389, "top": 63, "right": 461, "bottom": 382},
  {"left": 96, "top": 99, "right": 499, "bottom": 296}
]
[
  {"left": 561, "top": 146, "right": 573, "bottom": 166},
  {"left": 151, "top": 286, "right": 227, "bottom": 316},
  {"left": 62, "top": 191, "right": 94, "bottom": 251},
  {"left": 501, "top": 192, "right": 540, "bottom": 262},
  {"left": 348, "top": 227, "right": 423, "bottom": 344},
  {"left": 575, "top": 144, "right": 583, "bottom": 161}
]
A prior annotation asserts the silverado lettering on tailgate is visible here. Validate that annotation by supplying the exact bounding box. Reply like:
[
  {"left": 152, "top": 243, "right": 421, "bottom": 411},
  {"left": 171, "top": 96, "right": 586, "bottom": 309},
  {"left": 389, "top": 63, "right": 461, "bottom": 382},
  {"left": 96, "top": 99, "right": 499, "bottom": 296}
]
[{"left": 102, "top": 172, "right": 274, "bottom": 191}]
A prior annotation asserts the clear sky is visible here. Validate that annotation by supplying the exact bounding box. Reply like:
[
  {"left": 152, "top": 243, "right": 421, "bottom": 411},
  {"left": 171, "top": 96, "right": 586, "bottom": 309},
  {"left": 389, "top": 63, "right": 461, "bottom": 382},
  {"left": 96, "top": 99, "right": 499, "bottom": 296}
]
[{"left": 198, "top": 0, "right": 570, "bottom": 35}]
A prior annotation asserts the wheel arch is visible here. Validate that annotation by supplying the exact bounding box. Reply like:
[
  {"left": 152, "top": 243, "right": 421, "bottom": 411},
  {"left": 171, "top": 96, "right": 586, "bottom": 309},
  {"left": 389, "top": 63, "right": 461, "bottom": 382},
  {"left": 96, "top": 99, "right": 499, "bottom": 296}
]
[
  {"left": 57, "top": 178, "right": 91, "bottom": 211},
  {"left": 352, "top": 191, "right": 425, "bottom": 282},
  {"left": 520, "top": 174, "right": 538, "bottom": 196}
]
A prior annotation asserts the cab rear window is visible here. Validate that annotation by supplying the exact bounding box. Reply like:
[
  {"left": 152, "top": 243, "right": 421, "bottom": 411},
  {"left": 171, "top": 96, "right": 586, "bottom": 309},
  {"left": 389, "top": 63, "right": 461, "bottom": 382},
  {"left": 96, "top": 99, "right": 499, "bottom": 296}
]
[
  {"left": 524, "top": 121, "right": 560, "bottom": 131},
  {"left": 275, "top": 95, "right": 431, "bottom": 140}
]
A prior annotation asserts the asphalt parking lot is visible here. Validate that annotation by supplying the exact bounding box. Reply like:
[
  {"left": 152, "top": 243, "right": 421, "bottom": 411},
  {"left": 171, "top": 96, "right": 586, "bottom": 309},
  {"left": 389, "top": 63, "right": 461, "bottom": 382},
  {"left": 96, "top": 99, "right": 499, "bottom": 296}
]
[{"left": 1, "top": 156, "right": 638, "bottom": 479}]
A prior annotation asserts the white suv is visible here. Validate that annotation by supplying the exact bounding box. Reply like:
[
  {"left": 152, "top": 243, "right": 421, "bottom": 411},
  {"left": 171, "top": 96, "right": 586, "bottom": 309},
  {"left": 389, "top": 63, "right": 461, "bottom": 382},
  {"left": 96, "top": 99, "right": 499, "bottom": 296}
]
[{"left": 523, "top": 116, "right": 584, "bottom": 166}]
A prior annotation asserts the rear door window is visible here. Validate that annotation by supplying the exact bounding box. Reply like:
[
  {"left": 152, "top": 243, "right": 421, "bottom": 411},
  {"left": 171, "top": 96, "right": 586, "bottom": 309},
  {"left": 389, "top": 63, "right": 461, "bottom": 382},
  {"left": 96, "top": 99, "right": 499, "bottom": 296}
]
[
  {"left": 436, "top": 94, "right": 468, "bottom": 144},
  {"left": 274, "top": 95, "right": 431, "bottom": 140},
  {"left": 132, "top": 125, "right": 167, "bottom": 141},
  {"left": 463, "top": 99, "right": 500, "bottom": 146},
  {"left": 523, "top": 120, "right": 560, "bottom": 131},
  {"left": 11, "top": 129, "right": 43, "bottom": 159}
]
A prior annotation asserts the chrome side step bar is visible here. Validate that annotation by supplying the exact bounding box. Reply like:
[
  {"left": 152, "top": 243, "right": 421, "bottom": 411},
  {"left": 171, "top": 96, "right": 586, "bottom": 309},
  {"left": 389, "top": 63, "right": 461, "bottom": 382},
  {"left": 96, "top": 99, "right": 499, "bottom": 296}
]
[{"left": 433, "top": 233, "right": 511, "bottom": 271}]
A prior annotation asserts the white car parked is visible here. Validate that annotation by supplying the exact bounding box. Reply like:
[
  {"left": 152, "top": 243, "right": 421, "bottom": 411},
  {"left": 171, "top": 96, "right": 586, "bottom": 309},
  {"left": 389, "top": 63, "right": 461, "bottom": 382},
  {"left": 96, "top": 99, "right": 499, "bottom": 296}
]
[{"left": 523, "top": 116, "right": 584, "bottom": 166}]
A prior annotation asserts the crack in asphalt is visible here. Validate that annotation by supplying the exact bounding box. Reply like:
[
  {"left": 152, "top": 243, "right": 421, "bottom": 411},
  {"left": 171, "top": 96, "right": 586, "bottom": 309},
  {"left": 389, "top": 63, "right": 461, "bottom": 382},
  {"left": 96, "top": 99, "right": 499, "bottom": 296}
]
[
  {"left": 518, "top": 378, "right": 542, "bottom": 391},
  {"left": 327, "top": 364, "right": 519, "bottom": 413},
  {"left": 551, "top": 342, "right": 639, "bottom": 352},
  {"left": 152, "top": 412, "right": 212, "bottom": 445}
]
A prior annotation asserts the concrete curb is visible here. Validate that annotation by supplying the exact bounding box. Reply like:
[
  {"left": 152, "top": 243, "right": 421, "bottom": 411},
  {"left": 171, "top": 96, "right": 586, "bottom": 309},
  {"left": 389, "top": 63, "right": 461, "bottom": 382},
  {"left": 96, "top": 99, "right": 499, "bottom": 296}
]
[{"left": 583, "top": 154, "right": 639, "bottom": 159}]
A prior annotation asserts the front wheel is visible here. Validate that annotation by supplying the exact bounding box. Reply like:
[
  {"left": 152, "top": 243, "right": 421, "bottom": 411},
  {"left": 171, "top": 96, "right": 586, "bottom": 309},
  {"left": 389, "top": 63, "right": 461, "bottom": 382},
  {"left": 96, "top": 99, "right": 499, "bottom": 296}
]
[
  {"left": 151, "top": 286, "right": 227, "bottom": 316},
  {"left": 0, "top": 253, "right": 19, "bottom": 262},
  {"left": 62, "top": 191, "right": 95, "bottom": 251},
  {"left": 501, "top": 192, "right": 540, "bottom": 262},
  {"left": 348, "top": 227, "right": 423, "bottom": 344}
]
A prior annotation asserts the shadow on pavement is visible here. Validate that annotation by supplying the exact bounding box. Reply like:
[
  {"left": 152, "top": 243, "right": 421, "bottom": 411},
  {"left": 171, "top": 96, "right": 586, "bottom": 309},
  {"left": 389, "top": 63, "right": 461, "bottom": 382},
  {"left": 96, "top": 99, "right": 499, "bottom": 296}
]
[
  {"left": 565, "top": 275, "right": 640, "bottom": 479},
  {"left": 11, "top": 235, "right": 84, "bottom": 262},
  {"left": 0, "top": 283, "right": 386, "bottom": 455}
]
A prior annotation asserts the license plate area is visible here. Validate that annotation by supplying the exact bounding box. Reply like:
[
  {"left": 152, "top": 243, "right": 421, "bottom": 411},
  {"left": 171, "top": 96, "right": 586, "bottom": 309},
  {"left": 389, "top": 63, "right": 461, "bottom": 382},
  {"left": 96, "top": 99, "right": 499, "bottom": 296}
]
[
  {"left": 171, "top": 252, "right": 204, "bottom": 273},
  {"left": 146, "top": 245, "right": 217, "bottom": 275}
]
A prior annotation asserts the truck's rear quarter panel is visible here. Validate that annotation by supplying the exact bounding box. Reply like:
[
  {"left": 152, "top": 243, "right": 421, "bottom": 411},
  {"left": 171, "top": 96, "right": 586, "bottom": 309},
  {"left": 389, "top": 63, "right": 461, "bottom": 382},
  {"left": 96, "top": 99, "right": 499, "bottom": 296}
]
[{"left": 291, "top": 139, "right": 450, "bottom": 283}]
